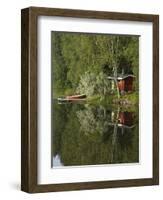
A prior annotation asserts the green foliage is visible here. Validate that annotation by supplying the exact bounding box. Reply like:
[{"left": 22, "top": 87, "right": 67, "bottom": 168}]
[
  {"left": 76, "top": 71, "right": 110, "bottom": 97},
  {"left": 52, "top": 32, "right": 139, "bottom": 167},
  {"left": 76, "top": 71, "right": 97, "bottom": 96},
  {"left": 52, "top": 32, "right": 139, "bottom": 97},
  {"left": 96, "top": 72, "right": 110, "bottom": 96},
  {"left": 120, "top": 92, "right": 139, "bottom": 105}
]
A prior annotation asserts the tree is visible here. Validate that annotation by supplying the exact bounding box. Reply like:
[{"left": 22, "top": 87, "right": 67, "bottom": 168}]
[
  {"left": 110, "top": 36, "right": 121, "bottom": 98},
  {"left": 51, "top": 32, "right": 139, "bottom": 97}
]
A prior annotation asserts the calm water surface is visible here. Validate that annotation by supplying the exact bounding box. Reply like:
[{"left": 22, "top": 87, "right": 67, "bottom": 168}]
[{"left": 52, "top": 100, "right": 139, "bottom": 167}]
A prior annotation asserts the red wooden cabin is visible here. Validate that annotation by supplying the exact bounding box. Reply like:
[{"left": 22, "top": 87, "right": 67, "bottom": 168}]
[
  {"left": 117, "top": 75, "right": 135, "bottom": 92},
  {"left": 107, "top": 74, "right": 135, "bottom": 93}
]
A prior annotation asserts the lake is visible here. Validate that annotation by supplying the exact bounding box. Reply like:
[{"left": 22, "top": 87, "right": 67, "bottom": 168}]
[{"left": 52, "top": 100, "right": 139, "bottom": 168}]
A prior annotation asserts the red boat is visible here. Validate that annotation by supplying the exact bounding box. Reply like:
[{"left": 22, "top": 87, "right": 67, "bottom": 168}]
[
  {"left": 66, "top": 94, "right": 86, "bottom": 100},
  {"left": 57, "top": 94, "right": 86, "bottom": 102}
]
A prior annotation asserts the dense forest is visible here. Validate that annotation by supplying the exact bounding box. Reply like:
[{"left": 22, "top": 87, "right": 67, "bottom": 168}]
[
  {"left": 51, "top": 32, "right": 139, "bottom": 167},
  {"left": 52, "top": 31, "right": 139, "bottom": 103}
]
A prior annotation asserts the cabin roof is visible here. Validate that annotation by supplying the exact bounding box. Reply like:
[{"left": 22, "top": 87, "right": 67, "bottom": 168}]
[{"left": 107, "top": 74, "right": 135, "bottom": 80}]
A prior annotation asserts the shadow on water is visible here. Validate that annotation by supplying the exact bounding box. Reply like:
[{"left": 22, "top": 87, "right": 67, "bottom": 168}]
[{"left": 52, "top": 100, "right": 139, "bottom": 167}]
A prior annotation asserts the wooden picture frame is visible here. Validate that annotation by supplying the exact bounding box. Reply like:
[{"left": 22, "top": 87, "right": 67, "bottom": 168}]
[{"left": 21, "top": 7, "right": 159, "bottom": 193}]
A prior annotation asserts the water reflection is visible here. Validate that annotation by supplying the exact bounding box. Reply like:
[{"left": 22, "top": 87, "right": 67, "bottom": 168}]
[
  {"left": 52, "top": 101, "right": 139, "bottom": 167},
  {"left": 53, "top": 154, "right": 63, "bottom": 167}
]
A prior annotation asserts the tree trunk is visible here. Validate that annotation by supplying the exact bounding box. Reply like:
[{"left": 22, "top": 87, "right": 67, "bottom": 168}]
[
  {"left": 111, "top": 36, "right": 120, "bottom": 99},
  {"left": 114, "top": 78, "right": 120, "bottom": 99}
]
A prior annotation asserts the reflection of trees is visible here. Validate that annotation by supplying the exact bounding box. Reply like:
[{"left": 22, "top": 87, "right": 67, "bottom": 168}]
[
  {"left": 76, "top": 105, "right": 109, "bottom": 139},
  {"left": 52, "top": 101, "right": 72, "bottom": 157},
  {"left": 52, "top": 103, "right": 139, "bottom": 167}
]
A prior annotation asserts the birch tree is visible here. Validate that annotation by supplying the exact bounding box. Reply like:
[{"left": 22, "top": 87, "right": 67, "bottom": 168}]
[{"left": 110, "top": 36, "right": 120, "bottom": 98}]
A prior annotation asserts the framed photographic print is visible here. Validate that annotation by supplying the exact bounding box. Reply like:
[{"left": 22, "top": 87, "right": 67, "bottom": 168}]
[{"left": 21, "top": 7, "right": 159, "bottom": 193}]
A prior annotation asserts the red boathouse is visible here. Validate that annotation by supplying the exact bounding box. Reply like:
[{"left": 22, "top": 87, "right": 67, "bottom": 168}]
[
  {"left": 117, "top": 74, "right": 135, "bottom": 92},
  {"left": 107, "top": 74, "right": 135, "bottom": 93}
]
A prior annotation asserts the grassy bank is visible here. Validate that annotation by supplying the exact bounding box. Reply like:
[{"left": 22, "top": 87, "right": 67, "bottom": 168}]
[{"left": 86, "top": 92, "right": 139, "bottom": 110}]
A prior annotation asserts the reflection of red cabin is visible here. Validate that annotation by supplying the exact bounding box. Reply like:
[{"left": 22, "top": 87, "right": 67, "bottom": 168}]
[
  {"left": 118, "top": 112, "right": 134, "bottom": 127},
  {"left": 117, "top": 75, "right": 135, "bottom": 92}
]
